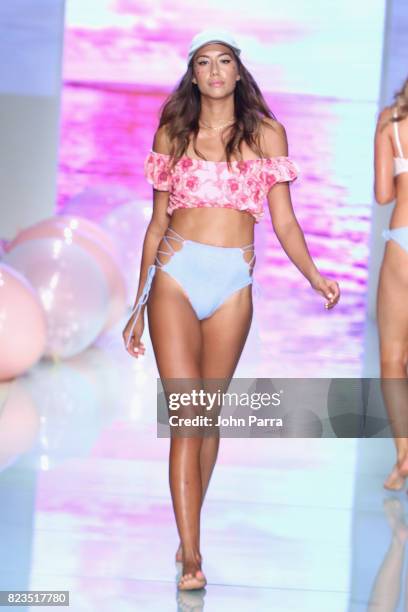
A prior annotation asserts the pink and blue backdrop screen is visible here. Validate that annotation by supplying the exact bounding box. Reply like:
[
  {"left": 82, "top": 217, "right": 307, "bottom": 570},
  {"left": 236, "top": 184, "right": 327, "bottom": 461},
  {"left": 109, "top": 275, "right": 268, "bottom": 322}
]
[{"left": 59, "top": 0, "right": 386, "bottom": 376}]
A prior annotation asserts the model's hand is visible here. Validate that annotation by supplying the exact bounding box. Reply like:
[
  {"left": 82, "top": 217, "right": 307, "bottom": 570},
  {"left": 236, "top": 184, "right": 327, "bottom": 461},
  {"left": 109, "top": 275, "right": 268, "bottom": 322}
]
[
  {"left": 122, "top": 312, "right": 146, "bottom": 358},
  {"left": 310, "top": 275, "right": 340, "bottom": 310}
]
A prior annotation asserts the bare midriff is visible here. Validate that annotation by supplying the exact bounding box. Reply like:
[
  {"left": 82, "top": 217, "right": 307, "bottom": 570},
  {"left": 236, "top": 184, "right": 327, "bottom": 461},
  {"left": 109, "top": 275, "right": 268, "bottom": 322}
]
[
  {"left": 168, "top": 207, "right": 255, "bottom": 247},
  {"left": 391, "top": 173, "right": 408, "bottom": 229}
]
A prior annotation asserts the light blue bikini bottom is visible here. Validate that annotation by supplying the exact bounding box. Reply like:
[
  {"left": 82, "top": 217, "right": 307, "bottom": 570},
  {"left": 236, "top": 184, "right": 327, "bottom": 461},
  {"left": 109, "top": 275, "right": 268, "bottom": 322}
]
[
  {"left": 382, "top": 227, "right": 408, "bottom": 253},
  {"left": 125, "top": 228, "right": 256, "bottom": 348}
]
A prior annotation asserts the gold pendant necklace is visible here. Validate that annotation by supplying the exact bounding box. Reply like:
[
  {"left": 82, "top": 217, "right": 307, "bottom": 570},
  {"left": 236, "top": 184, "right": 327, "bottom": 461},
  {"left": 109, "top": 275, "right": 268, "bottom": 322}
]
[{"left": 199, "top": 118, "right": 235, "bottom": 130}]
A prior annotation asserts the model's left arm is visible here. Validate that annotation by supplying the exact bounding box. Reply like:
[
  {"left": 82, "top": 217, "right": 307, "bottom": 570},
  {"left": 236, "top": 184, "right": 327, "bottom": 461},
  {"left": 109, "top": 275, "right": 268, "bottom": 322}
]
[{"left": 262, "top": 119, "right": 340, "bottom": 309}]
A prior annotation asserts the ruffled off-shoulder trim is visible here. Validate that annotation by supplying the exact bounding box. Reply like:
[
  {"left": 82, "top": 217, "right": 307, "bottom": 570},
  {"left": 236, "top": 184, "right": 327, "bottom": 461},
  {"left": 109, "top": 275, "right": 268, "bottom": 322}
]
[
  {"left": 143, "top": 150, "right": 300, "bottom": 193},
  {"left": 144, "top": 150, "right": 171, "bottom": 191},
  {"left": 267, "top": 156, "right": 300, "bottom": 184}
]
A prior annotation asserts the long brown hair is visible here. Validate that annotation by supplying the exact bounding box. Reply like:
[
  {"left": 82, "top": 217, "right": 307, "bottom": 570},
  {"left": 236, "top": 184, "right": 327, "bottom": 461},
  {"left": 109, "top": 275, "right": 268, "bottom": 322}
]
[
  {"left": 392, "top": 77, "right": 408, "bottom": 123},
  {"left": 157, "top": 48, "right": 276, "bottom": 170}
]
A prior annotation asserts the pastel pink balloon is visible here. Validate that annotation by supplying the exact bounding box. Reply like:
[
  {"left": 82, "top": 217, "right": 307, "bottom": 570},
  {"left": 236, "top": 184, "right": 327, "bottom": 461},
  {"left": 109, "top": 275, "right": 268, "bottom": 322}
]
[
  {"left": 6, "top": 217, "right": 127, "bottom": 331},
  {"left": 3, "top": 239, "right": 110, "bottom": 359},
  {"left": 7, "top": 215, "right": 118, "bottom": 256},
  {"left": 0, "top": 264, "right": 47, "bottom": 381},
  {"left": 58, "top": 215, "right": 119, "bottom": 255}
]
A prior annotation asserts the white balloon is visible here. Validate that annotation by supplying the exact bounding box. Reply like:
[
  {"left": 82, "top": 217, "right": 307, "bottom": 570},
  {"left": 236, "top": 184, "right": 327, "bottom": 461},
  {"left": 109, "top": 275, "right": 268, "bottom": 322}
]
[{"left": 3, "top": 238, "right": 109, "bottom": 359}]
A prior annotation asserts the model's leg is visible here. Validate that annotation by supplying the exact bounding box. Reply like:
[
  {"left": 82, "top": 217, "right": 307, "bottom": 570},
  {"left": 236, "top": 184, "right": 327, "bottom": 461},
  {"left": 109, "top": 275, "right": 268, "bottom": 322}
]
[
  {"left": 175, "top": 428, "right": 216, "bottom": 562},
  {"left": 377, "top": 241, "right": 408, "bottom": 489},
  {"left": 196, "top": 252, "right": 254, "bottom": 515},
  {"left": 200, "top": 282, "right": 253, "bottom": 467},
  {"left": 147, "top": 266, "right": 206, "bottom": 590},
  {"left": 175, "top": 272, "right": 254, "bottom": 545},
  {"left": 177, "top": 283, "right": 253, "bottom": 589},
  {"left": 173, "top": 282, "right": 253, "bottom": 584},
  {"left": 200, "top": 284, "right": 253, "bottom": 381}
]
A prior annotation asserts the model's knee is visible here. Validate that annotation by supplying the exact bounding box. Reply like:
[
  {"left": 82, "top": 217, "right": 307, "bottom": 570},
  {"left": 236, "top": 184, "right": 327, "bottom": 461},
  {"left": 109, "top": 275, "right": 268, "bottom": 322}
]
[
  {"left": 170, "top": 436, "right": 204, "bottom": 453},
  {"left": 380, "top": 348, "right": 408, "bottom": 375}
]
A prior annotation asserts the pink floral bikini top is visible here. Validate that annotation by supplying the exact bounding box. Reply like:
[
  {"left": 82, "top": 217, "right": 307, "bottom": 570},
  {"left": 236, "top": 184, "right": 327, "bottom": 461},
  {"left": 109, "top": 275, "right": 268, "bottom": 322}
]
[{"left": 144, "top": 150, "right": 299, "bottom": 223}]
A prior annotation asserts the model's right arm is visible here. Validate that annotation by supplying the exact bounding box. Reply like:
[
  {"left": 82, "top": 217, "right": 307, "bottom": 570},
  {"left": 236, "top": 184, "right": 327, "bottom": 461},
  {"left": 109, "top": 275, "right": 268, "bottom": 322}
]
[
  {"left": 374, "top": 107, "right": 396, "bottom": 205},
  {"left": 131, "top": 126, "right": 171, "bottom": 310}
]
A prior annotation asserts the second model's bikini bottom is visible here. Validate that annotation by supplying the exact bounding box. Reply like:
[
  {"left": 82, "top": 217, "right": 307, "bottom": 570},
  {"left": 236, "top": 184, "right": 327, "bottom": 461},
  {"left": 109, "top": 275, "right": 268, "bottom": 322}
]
[
  {"left": 382, "top": 227, "right": 408, "bottom": 253},
  {"left": 125, "top": 228, "right": 256, "bottom": 348}
]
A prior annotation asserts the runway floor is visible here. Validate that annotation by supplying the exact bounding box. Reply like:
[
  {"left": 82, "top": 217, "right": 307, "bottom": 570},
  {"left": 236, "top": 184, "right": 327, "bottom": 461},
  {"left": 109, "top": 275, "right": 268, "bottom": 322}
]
[{"left": 0, "top": 321, "right": 405, "bottom": 612}]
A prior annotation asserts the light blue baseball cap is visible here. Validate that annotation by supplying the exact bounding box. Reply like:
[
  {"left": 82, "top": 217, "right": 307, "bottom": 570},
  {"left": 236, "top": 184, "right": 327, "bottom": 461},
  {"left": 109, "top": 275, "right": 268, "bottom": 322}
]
[{"left": 187, "top": 29, "right": 242, "bottom": 64}]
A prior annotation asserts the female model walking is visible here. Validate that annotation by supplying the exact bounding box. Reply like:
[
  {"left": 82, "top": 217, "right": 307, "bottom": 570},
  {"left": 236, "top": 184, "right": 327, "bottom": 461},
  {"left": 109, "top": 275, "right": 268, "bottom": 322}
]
[
  {"left": 375, "top": 77, "right": 408, "bottom": 491},
  {"left": 123, "top": 29, "right": 340, "bottom": 590}
]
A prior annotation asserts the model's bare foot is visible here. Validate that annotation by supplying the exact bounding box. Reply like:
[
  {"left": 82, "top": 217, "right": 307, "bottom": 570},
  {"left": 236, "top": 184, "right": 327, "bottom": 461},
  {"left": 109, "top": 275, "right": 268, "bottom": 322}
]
[
  {"left": 178, "top": 557, "right": 207, "bottom": 591},
  {"left": 384, "top": 464, "right": 406, "bottom": 491},
  {"left": 176, "top": 543, "right": 202, "bottom": 564},
  {"left": 384, "top": 498, "right": 408, "bottom": 543}
]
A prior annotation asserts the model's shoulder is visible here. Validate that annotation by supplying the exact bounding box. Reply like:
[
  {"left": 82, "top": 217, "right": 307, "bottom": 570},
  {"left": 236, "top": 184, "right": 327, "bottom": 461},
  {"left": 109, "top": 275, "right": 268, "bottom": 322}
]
[
  {"left": 260, "top": 116, "right": 285, "bottom": 132},
  {"left": 377, "top": 106, "right": 394, "bottom": 126},
  {"left": 259, "top": 117, "right": 288, "bottom": 157},
  {"left": 152, "top": 124, "right": 172, "bottom": 154}
]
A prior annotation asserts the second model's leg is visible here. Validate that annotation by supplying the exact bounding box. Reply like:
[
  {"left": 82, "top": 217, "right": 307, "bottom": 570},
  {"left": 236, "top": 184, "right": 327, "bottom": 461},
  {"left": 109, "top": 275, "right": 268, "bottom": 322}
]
[{"left": 377, "top": 242, "right": 408, "bottom": 489}]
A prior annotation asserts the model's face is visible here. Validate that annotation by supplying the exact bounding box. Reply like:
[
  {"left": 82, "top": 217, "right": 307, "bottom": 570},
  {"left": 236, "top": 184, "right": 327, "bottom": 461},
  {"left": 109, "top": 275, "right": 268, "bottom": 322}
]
[{"left": 192, "top": 43, "right": 240, "bottom": 97}]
